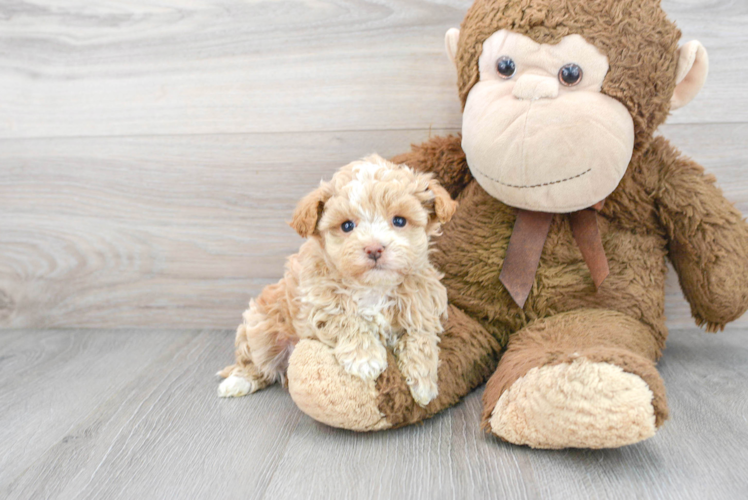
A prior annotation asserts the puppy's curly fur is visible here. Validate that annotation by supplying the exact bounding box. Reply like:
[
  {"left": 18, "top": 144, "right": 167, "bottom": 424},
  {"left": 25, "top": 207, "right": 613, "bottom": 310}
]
[{"left": 217, "top": 155, "right": 457, "bottom": 407}]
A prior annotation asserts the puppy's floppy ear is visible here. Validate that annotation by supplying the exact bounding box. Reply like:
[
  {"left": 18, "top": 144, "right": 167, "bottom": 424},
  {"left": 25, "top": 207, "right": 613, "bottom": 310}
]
[
  {"left": 428, "top": 179, "right": 458, "bottom": 224},
  {"left": 289, "top": 183, "right": 332, "bottom": 238}
]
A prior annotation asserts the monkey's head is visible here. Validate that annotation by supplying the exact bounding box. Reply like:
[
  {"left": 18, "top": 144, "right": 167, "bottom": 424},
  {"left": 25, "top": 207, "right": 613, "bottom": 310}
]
[{"left": 447, "top": 0, "right": 708, "bottom": 212}]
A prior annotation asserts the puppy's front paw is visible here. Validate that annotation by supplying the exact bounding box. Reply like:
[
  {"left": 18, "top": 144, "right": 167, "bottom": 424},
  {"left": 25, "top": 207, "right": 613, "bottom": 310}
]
[
  {"left": 407, "top": 376, "right": 439, "bottom": 407},
  {"left": 334, "top": 340, "right": 388, "bottom": 381},
  {"left": 396, "top": 335, "right": 440, "bottom": 407}
]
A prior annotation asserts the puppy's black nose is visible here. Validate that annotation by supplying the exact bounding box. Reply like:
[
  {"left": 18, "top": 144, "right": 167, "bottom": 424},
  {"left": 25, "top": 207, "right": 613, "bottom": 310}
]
[{"left": 365, "top": 244, "right": 384, "bottom": 261}]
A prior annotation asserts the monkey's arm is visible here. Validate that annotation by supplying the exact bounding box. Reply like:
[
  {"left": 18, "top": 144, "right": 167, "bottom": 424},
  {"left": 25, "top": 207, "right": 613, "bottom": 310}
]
[
  {"left": 654, "top": 138, "right": 748, "bottom": 331},
  {"left": 391, "top": 134, "right": 473, "bottom": 198}
]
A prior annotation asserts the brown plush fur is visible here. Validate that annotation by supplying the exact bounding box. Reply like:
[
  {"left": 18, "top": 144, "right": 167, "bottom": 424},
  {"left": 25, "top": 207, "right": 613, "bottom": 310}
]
[
  {"left": 283, "top": 0, "right": 748, "bottom": 444},
  {"left": 379, "top": 124, "right": 748, "bottom": 428},
  {"left": 358, "top": 0, "right": 748, "bottom": 434}
]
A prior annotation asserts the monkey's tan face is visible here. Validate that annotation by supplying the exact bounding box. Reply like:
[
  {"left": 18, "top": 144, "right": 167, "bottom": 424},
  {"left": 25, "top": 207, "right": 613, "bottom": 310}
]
[{"left": 461, "top": 30, "right": 635, "bottom": 212}]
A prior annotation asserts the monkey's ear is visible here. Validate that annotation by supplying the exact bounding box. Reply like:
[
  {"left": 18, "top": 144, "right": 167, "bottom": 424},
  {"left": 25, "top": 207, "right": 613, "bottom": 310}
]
[
  {"left": 428, "top": 180, "right": 458, "bottom": 224},
  {"left": 671, "top": 41, "right": 709, "bottom": 111},
  {"left": 445, "top": 28, "right": 460, "bottom": 66},
  {"left": 289, "top": 184, "right": 331, "bottom": 238}
]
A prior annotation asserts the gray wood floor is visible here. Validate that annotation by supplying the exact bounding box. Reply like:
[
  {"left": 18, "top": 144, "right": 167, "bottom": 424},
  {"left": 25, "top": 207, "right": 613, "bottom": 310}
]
[{"left": 2, "top": 327, "right": 747, "bottom": 500}]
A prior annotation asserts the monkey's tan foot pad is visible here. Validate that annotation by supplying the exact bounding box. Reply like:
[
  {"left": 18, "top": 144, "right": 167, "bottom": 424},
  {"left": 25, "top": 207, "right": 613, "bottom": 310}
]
[
  {"left": 488, "top": 359, "right": 656, "bottom": 449},
  {"left": 287, "top": 340, "right": 392, "bottom": 432}
]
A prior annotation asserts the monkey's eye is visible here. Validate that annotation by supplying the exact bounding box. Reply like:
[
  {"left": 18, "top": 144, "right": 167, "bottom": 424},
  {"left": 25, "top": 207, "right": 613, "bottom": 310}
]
[
  {"left": 341, "top": 221, "right": 356, "bottom": 232},
  {"left": 392, "top": 216, "right": 407, "bottom": 228},
  {"left": 496, "top": 56, "right": 516, "bottom": 79},
  {"left": 559, "top": 63, "right": 583, "bottom": 87}
]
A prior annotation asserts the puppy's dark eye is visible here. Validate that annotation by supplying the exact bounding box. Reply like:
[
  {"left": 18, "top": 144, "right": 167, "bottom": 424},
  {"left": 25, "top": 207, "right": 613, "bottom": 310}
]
[
  {"left": 559, "top": 63, "right": 583, "bottom": 86},
  {"left": 496, "top": 56, "right": 516, "bottom": 79},
  {"left": 392, "top": 216, "right": 407, "bottom": 228},
  {"left": 341, "top": 221, "right": 355, "bottom": 232}
]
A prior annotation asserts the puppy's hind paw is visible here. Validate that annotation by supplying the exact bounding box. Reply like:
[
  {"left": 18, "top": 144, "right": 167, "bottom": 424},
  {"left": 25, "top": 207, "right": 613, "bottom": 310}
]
[
  {"left": 218, "top": 375, "right": 258, "bottom": 398},
  {"left": 335, "top": 341, "right": 388, "bottom": 381},
  {"left": 408, "top": 377, "right": 439, "bottom": 407}
]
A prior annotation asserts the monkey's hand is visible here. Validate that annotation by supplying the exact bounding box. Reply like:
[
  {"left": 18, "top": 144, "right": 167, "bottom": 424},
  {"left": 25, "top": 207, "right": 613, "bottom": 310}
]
[
  {"left": 391, "top": 134, "right": 472, "bottom": 199},
  {"left": 655, "top": 138, "right": 748, "bottom": 331}
]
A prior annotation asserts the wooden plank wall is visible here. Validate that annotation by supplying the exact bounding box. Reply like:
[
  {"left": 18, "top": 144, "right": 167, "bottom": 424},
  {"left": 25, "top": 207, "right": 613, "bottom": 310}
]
[{"left": 1, "top": 0, "right": 746, "bottom": 329}]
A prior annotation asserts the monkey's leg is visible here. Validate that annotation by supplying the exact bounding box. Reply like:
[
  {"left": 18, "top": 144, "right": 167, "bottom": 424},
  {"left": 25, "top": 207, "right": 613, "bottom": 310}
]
[
  {"left": 482, "top": 309, "right": 668, "bottom": 449},
  {"left": 287, "top": 305, "right": 501, "bottom": 431}
]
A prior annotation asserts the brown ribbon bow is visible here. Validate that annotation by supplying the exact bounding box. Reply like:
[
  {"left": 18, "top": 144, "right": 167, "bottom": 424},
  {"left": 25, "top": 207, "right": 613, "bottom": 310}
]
[{"left": 499, "top": 201, "right": 609, "bottom": 308}]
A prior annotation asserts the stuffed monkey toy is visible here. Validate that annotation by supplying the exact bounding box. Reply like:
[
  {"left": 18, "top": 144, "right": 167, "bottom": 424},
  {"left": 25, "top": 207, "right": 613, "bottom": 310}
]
[{"left": 284, "top": 0, "right": 748, "bottom": 448}]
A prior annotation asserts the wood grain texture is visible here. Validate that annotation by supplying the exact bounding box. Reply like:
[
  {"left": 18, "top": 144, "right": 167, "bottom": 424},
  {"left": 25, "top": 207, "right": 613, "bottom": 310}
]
[
  {"left": 2, "top": 327, "right": 747, "bottom": 499},
  {"left": 0, "top": 329, "right": 193, "bottom": 487},
  {"left": 0, "top": 0, "right": 747, "bottom": 329},
  {"left": 1, "top": 125, "right": 747, "bottom": 329},
  {"left": 1, "top": 329, "right": 303, "bottom": 500},
  {"left": 0, "top": 0, "right": 746, "bottom": 140},
  {"left": 0, "top": 128, "right": 455, "bottom": 328}
]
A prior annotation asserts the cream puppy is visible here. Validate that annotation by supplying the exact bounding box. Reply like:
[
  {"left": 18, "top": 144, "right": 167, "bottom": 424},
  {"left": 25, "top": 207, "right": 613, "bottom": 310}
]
[{"left": 217, "top": 155, "right": 457, "bottom": 407}]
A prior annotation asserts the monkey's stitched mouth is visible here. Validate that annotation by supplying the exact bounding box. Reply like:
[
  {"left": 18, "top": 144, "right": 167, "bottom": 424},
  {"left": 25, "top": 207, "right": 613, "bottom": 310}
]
[{"left": 473, "top": 167, "right": 592, "bottom": 189}]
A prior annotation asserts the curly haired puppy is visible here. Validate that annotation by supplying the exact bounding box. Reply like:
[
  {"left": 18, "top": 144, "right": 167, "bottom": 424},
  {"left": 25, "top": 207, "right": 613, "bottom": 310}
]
[{"left": 217, "top": 155, "right": 457, "bottom": 406}]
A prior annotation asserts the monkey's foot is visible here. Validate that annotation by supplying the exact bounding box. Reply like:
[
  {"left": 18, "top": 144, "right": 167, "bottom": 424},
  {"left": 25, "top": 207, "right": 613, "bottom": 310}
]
[
  {"left": 488, "top": 359, "right": 657, "bottom": 449},
  {"left": 288, "top": 306, "right": 501, "bottom": 432},
  {"left": 288, "top": 340, "right": 392, "bottom": 431}
]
